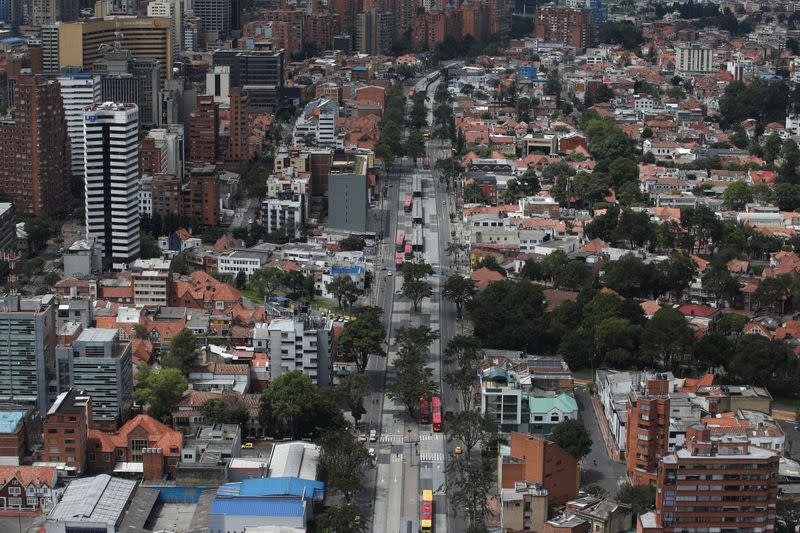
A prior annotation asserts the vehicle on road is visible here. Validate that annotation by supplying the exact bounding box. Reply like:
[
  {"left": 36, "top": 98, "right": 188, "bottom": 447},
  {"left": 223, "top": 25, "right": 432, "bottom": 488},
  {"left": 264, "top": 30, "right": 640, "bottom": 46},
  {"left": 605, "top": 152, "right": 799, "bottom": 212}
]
[
  {"left": 369, "top": 429, "right": 377, "bottom": 442},
  {"left": 387, "top": 271, "right": 393, "bottom": 276},
  {"left": 421, "top": 489, "right": 433, "bottom": 533},
  {"left": 241, "top": 442, "right": 253, "bottom": 449},
  {"left": 419, "top": 395, "right": 430, "bottom": 425},
  {"left": 431, "top": 396, "right": 443, "bottom": 432},
  {"left": 368, "top": 448, "right": 376, "bottom": 458},
  {"left": 454, "top": 446, "right": 462, "bottom": 456},
  {"left": 444, "top": 410, "right": 454, "bottom": 420},
  {"left": 359, "top": 434, "right": 367, "bottom": 443}
]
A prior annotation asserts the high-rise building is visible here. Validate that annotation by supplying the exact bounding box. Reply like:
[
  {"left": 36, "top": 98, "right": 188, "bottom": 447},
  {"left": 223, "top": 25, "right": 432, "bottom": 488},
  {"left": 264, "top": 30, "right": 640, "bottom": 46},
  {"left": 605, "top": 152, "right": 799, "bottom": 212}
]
[
  {"left": 213, "top": 49, "right": 285, "bottom": 113},
  {"left": 58, "top": 73, "right": 102, "bottom": 178},
  {"left": 675, "top": 43, "right": 715, "bottom": 76},
  {"left": 83, "top": 102, "right": 141, "bottom": 270},
  {"left": 0, "top": 0, "right": 22, "bottom": 27},
  {"left": 194, "top": 0, "right": 232, "bottom": 39},
  {"left": 0, "top": 294, "right": 57, "bottom": 413},
  {"left": 328, "top": 155, "right": 368, "bottom": 232},
  {"left": 262, "top": 192, "right": 304, "bottom": 237},
  {"left": 534, "top": 5, "right": 594, "bottom": 48},
  {"left": 147, "top": 0, "right": 183, "bottom": 54},
  {"left": 356, "top": 9, "right": 393, "bottom": 55},
  {"left": 55, "top": 328, "right": 133, "bottom": 429},
  {"left": 638, "top": 425, "right": 779, "bottom": 533},
  {"left": 0, "top": 74, "right": 70, "bottom": 216},
  {"left": 187, "top": 165, "right": 221, "bottom": 227},
  {"left": 226, "top": 88, "right": 250, "bottom": 169},
  {"left": 43, "top": 388, "right": 92, "bottom": 473},
  {"left": 41, "top": 23, "right": 61, "bottom": 73},
  {"left": 144, "top": 126, "right": 185, "bottom": 180},
  {"left": 94, "top": 47, "right": 160, "bottom": 127},
  {"left": 131, "top": 258, "right": 172, "bottom": 307},
  {"left": 139, "top": 137, "right": 164, "bottom": 177},
  {"left": 188, "top": 96, "right": 220, "bottom": 164},
  {"left": 292, "top": 98, "right": 338, "bottom": 147},
  {"left": 58, "top": 18, "right": 173, "bottom": 82},
  {"left": 267, "top": 315, "right": 333, "bottom": 386}
]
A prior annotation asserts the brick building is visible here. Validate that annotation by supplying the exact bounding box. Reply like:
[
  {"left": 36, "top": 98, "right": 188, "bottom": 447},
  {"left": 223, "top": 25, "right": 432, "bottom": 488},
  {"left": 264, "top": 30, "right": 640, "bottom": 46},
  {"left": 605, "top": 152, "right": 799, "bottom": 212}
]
[
  {"left": 0, "top": 74, "right": 70, "bottom": 216},
  {"left": 226, "top": 88, "right": 250, "bottom": 170},
  {"left": 626, "top": 376, "right": 671, "bottom": 486},
  {"left": 187, "top": 165, "right": 221, "bottom": 227},
  {"left": 139, "top": 136, "right": 163, "bottom": 177},
  {"left": 42, "top": 389, "right": 92, "bottom": 474},
  {"left": 87, "top": 414, "right": 182, "bottom": 480},
  {"left": 189, "top": 96, "right": 220, "bottom": 164},
  {"left": 534, "top": 6, "right": 594, "bottom": 48},
  {"left": 0, "top": 407, "right": 38, "bottom": 466},
  {"left": 499, "top": 432, "right": 579, "bottom": 506},
  {"left": 0, "top": 465, "right": 57, "bottom": 514},
  {"left": 638, "top": 425, "right": 779, "bottom": 532}
]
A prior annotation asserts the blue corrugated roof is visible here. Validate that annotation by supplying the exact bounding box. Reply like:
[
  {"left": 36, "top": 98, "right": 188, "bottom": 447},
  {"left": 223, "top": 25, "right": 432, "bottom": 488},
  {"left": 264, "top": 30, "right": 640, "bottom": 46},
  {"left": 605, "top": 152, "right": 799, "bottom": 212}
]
[
  {"left": 217, "top": 477, "right": 324, "bottom": 501},
  {"left": 331, "top": 265, "right": 365, "bottom": 276},
  {"left": 0, "top": 410, "right": 26, "bottom": 433},
  {"left": 211, "top": 497, "right": 304, "bottom": 517}
]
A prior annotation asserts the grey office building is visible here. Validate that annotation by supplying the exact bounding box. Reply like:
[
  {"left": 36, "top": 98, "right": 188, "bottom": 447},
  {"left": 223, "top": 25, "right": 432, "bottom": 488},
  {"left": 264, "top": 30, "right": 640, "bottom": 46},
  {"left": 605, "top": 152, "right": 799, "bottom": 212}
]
[
  {"left": 0, "top": 294, "right": 57, "bottom": 413},
  {"left": 56, "top": 328, "right": 133, "bottom": 427},
  {"left": 328, "top": 172, "right": 367, "bottom": 232},
  {"left": 195, "top": 0, "right": 232, "bottom": 38},
  {"left": 94, "top": 48, "right": 160, "bottom": 127},
  {"left": 213, "top": 49, "right": 285, "bottom": 112}
]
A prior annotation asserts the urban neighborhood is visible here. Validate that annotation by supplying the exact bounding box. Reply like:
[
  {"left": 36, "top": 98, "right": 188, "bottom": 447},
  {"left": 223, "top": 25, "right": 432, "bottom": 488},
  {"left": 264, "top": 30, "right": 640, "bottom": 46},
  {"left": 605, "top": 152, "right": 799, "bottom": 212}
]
[{"left": 0, "top": 0, "right": 799, "bottom": 532}]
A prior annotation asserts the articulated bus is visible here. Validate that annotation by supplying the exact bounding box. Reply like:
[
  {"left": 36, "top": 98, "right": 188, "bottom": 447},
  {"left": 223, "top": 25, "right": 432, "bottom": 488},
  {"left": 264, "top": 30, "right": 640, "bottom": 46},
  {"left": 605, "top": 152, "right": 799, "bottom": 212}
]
[
  {"left": 395, "top": 252, "right": 404, "bottom": 269},
  {"left": 395, "top": 232, "right": 405, "bottom": 252},
  {"left": 409, "top": 87, "right": 415, "bottom": 98},
  {"left": 404, "top": 242, "right": 414, "bottom": 260},
  {"left": 404, "top": 194, "right": 413, "bottom": 212},
  {"left": 419, "top": 395, "right": 430, "bottom": 425},
  {"left": 421, "top": 489, "right": 433, "bottom": 533},
  {"left": 431, "top": 396, "right": 442, "bottom": 432}
]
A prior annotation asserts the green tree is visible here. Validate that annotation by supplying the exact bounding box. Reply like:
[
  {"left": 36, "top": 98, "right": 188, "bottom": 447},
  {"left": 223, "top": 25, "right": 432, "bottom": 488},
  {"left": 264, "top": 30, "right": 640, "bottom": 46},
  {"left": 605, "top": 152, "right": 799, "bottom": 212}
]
[
  {"left": 722, "top": 181, "right": 753, "bottom": 210},
  {"left": 338, "top": 235, "right": 366, "bottom": 251},
  {"left": 140, "top": 233, "right": 161, "bottom": 259},
  {"left": 445, "top": 242, "right": 469, "bottom": 266},
  {"left": 326, "top": 275, "right": 362, "bottom": 309},
  {"left": 317, "top": 430, "right": 372, "bottom": 503},
  {"left": 234, "top": 270, "right": 247, "bottom": 290},
  {"left": 316, "top": 505, "right": 368, "bottom": 533},
  {"left": 775, "top": 182, "right": 800, "bottom": 211},
  {"left": 728, "top": 335, "right": 800, "bottom": 395},
  {"left": 701, "top": 266, "right": 738, "bottom": 307},
  {"left": 616, "top": 482, "right": 656, "bottom": 516},
  {"left": 443, "top": 335, "right": 483, "bottom": 410},
  {"left": 134, "top": 367, "right": 187, "bottom": 422},
  {"left": 781, "top": 139, "right": 800, "bottom": 182},
  {"left": 598, "top": 21, "right": 644, "bottom": 49},
  {"left": 518, "top": 169, "right": 540, "bottom": 195},
  {"left": 556, "top": 261, "right": 588, "bottom": 290},
  {"left": 752, "top": 274, "right": 791, "bottom": 313},
  {"left": 445, "top": 455, "right": 496, "bottom": 529},
  {"left": 608, "top": 157, "right": 639, "bottom": 187},
  {"left": 446, "top": 410, "right": 497, "bottom": 458},
  {"left": 692, "top": 332, "right": 733, "bottom": 369},
  {"left": 334, "top": 373, "right": 371, "bottom": 424},
  {"left": 777, "top": 499, "right": 800, "bottom": 533},
  {"left": 261, "top": 371, "right": 345, "bottom": 439},
  {"left": 162, "top": 328, "right": 199, "bottom": 374},
  {"left": 402, "top": 279, "right": 432, "bottom": 312},
  {"left": 549, "top": 419, "right": 592, "bottom": 460},
  {"left": 661, "top": 251, "right": 696, "bottom": 302},
  {"left": 442, "top": 274, "right": 476, "bottom": 319},
  {"left": 640, "top": 308, "right": 694, "bottom": 369},
  {"left": 337, "top": 311, "right": 386, "bottom": 373},
  {"left": 764, "top": 132, "right": 783, "bottom": 165},
  {"left": 405, "top": 130, "right": 426, "bottom": 162},
  {"left": 470, "top": 280, "right": 548, "bottom": 352},
  {"left": 24, "top": 218, "right": 52, "bottom": 252},
  {"left": 250, "top": 267, "right": 286, "bottom": 297},
  {"left": 201, "top": 395, "right": 250, "bottom": 428},
  {"left": 402, "top": 260, "right": 434, "bottom": 283}
]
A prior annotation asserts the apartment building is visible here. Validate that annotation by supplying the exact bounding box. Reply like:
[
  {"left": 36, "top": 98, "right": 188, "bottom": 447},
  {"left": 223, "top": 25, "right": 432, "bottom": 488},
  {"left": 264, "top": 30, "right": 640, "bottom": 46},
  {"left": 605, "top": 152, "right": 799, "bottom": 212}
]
[
  {"left": 675, "top": 43, "right": 715, "bottom": 76},
  {"left": 267, "top": 315, "right": 334, "bottom": 387},
  {"left": 292, "top": 98, "right": 338, "bottom": 147},
  {"left": 43, "top": 389, "right": 92, "bottom": 474},
  {"left": 639, "top": 425, "right": 779, "bottom": 532},
  {"left": 58, "top": 73, "right": 102, "bottom": 178},
  {"left": 0, "top": 295, "right": 57, "bottom": 413},
  {"left": 55, "top": 328, "right": 133, "bottom": 429},
  {"left": 131, "top": 258, "right": 172, "bottom": 307},
  {"left": 261, "top": 193, "right": 305, "bottom": 237}
]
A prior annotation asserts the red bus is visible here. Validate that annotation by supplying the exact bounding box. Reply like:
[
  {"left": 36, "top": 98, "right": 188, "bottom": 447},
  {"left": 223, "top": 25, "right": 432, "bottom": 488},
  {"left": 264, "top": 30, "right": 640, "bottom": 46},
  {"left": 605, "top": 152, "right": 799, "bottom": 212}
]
[
  {"left": 431, "top": 396, "right": 442, "bottom": 432},
  {"left": 404, "top": 242, "right": 413, "bottom": 260},
  {"left": 422, "top": 156, "right": 430, "bottom": 169},
  {"left": 395, "top": 232, "right": 405, "bottom": 252},
  {"left": 421, "top": 489, "right": 433, "bottom": 533},
  {"left": 419, "top": 395, "right": 430, "bottom": 424},
  {"left": 408, "top": 87, "right": 415, "bottom": 98},
  {"left": 395, "top": 252, "right": 404, "bottom": 268},
  {"left": 404, "top": 194, "right": 412, "bottom": 212}
]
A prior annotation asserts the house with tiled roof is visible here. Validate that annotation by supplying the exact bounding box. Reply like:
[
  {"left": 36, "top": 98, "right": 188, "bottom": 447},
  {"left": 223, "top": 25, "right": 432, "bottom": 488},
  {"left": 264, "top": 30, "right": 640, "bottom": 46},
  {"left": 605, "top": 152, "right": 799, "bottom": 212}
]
[
  {"left": 472, "top": 267, "right": 505, "bottom": 290},
  {"left": 0, "top": 465, "right": 57, "bottom": 513},
  {"left": 171, "top": 271, "right": 243, "bottom": 312},
  {"left": 87, "top": 414, "right": 182, "bottom": 480},
  {"left": 172, "top": 390, "right": 262, "bottom": 438}
]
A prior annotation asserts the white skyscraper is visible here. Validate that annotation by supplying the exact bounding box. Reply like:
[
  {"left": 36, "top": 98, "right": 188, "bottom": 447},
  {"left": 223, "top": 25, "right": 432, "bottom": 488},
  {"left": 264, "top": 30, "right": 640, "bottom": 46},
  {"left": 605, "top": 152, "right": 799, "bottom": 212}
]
[
  {"left": 83, "top": 102, "right": 141, "bottom": 270},
  {"left": 58, "top": 73, "right": 102, "bottom": 178}
]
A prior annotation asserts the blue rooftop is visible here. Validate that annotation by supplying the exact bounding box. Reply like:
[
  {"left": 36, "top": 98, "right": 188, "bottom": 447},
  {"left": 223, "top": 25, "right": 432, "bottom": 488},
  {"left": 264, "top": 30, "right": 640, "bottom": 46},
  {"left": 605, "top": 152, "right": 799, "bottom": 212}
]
[
  {"left": 211, "top": 497, "right": 304, "bottom": 517},
  {"left": 352, "top": 66, "right": 367, "bottom": 71},
  {"left": 65, "top": 72, "right": 94, "bottom": 79},
  {"left": 217, "top": 477, "right": 324, "bottom": 501},
  {"left": 0, "top": 37, "right": 23, "bottom": 43},
  {"left": 331, "top": 265, "right": 365, "bottom": 276},
  {"left": 0, "top": 410, "right": 26, "bottom": 433}
]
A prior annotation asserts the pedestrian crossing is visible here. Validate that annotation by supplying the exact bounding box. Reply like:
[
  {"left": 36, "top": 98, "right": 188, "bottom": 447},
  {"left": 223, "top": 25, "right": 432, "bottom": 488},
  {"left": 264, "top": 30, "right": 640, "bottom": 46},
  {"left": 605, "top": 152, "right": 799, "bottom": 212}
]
[
  {"left": 380, "top": 434, "right": 404, "bottom": 444},
  {"left": 420, "top": 452, "right": 444, "bottom": 462},
  {"left": 419, "top": 433, "right": 443, "bottom": 441},
  {"left": 391, "top": 453, "right": 404, "bottom": 463}
]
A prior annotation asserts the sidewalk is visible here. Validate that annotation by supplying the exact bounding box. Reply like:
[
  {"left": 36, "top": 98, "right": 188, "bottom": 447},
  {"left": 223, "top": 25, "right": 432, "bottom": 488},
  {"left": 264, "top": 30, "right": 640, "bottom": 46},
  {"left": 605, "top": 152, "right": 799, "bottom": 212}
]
[{"left": 590, "top": 393, "right": 624, "bottom": 463}]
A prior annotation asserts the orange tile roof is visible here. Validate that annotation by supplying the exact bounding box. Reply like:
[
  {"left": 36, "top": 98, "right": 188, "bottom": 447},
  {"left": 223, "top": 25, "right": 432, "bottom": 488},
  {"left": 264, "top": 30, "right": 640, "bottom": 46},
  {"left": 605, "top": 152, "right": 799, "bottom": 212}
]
[
  {"left": 471, "top": 267, "right": 505, "bottom": 290},
  {"left": 0, "top": 466, "right": 57, "bottom": 488},
  {"left": 88, "top": 414, "right": 182, "bottom": 456}
]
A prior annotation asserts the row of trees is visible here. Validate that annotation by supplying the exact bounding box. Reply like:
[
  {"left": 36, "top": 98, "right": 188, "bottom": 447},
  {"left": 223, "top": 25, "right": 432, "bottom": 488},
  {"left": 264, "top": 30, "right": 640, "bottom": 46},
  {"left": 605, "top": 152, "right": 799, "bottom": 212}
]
[{"left": 248, "top": 267, "right": 316, "bottom": 301}]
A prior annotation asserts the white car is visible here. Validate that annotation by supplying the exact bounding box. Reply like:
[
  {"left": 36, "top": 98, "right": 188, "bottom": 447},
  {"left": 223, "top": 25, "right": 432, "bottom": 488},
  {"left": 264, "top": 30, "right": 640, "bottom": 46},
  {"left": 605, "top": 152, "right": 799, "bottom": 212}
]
[
  {"left": 387, "top": 271, "right": 393, "bottom": 276},
  {"left": 368, "top": 448, "right": 376, "bottom": 457},
  {"left": 369, "top": 429, "right": 378, "bottom": 442}
]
